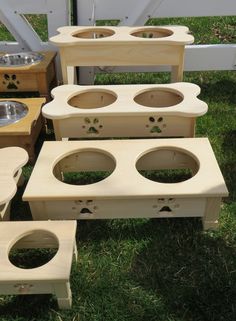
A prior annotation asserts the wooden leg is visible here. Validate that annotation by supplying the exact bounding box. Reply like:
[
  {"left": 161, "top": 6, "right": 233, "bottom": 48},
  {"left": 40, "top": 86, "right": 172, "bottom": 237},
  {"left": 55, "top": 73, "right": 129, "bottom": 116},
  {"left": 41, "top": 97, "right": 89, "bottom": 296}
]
[
  {"left": 203, "top": 197, "right": 222, "bottom": 230},
  {"left": 54, "top": 282, "right": 72, "bottom": 309},
  {"left": 53, "top": 120, "right": 62, "bottom": 140},
  {"left": 29, "top": 202, "right": 48, "bottom": 220},
  {"left": 171, "top": 65, "right": 183, "bottom": 82}
]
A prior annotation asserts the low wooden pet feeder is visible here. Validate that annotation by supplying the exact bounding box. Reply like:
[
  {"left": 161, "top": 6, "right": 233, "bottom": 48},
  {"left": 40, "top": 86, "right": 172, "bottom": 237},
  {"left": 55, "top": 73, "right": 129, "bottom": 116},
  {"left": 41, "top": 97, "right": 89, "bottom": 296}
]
[
  {"left": 0, "top": 98, "right": 45, "bottom": 162},
  {"left": 23, "top": 138, "right": 228, "bottom": 230},
  {"left": 0, "top": 220, "right": 77, "bottom": 309},
  {"left": 42, "top": 83, "right": 207, "bottom": 140},
  {"left": 0, "top": 51, "right": 57, "bottom": 101},
  {"left": 50, "top": 26, "right": 194, "bottom": 84},
  {"left": 0, "top": 146, "right": 28, "bottom": 220}
]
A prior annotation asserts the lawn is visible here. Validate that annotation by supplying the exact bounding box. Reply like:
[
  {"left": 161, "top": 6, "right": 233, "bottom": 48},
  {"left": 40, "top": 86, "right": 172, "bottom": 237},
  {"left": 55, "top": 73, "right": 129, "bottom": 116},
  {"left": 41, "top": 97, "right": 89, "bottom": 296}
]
[{"left": 0, "top": 15, "right": 236, "bottom": 321}]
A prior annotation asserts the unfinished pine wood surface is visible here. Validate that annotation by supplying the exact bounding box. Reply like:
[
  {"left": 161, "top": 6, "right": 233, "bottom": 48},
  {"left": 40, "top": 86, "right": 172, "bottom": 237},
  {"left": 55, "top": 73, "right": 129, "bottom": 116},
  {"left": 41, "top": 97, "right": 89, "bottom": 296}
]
[
  {"left": 0, "top": 98, "right": 45, "bottom": 162},
  {"left": 0, "top": 147, "right": 28, "bottom": 220},
  {"left": 0, "top": 220, "right": 77, "bottom": 309},
  {"left": 42, "top": 83, "right": 207, "bottom": 140},
  {"left": 50, "top": 26, "right": 194, "bottom": 84},
  {"left": 23, "top": 138, "right": 228, "bottom": 229},
  {"left": 0, "top": 52, "right": 57, "bottom": 100}
]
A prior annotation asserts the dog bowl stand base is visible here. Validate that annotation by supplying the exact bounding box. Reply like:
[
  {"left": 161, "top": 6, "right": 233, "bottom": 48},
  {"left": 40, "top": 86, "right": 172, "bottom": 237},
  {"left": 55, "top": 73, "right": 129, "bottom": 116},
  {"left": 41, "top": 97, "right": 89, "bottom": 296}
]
[
  {"left": 0, "top": 221, "right": 77, "bottom": 309},
  {"left": 0, "top": 98, "right": 45, "bottom": 163},
  {"left": 50, "top": 26, "right": 194, "bottom": 84},
  {"left": 42, "top": 83, "right": 207, "bottom": 140},
  {"left": 0, "top": 52, "right": 57, "bottom": 101},
  {"left": 23, "top": 138, "right": 228, "bottom": 230}
]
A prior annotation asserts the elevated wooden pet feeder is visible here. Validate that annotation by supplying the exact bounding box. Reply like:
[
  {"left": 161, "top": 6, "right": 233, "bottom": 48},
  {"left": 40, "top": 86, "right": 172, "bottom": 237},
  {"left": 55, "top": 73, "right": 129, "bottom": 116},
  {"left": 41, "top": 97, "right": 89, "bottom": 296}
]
[
  {"left": 23, "top": 138, "right": 228, "bottom": 230},
  {"left": 50, "top": 26, "right": 194, "bottom": 84},
  {"left": 0, "top": 146, "right": 28, "bottom": 220},
  {"left": 0, "top": 98, "right": 45, "bottom": 162},
  {"left": 0, "top": 220, "right": 77, "bottom": 309},
  {"left": 42, "top": 82, "right": 207, "bottom": 140},
  {"left": 0, "top": 51, "right": 57, "bottom": 101}
]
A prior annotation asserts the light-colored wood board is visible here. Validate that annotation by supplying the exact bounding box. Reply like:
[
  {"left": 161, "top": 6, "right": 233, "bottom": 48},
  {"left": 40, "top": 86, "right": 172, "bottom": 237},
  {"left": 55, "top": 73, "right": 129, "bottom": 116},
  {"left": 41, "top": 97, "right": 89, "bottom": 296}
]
[
  {"left": 0, "top": 146, "right": 28, "bottom": 206},
  {"left": 23, "top": 138, "right": 228, "bottom": 201},
  {"left": 42, "top": 83, "right": 207, "bottom": 119},
  {"left": 0, "top": 220, "right": 77, "bottom": 281}
]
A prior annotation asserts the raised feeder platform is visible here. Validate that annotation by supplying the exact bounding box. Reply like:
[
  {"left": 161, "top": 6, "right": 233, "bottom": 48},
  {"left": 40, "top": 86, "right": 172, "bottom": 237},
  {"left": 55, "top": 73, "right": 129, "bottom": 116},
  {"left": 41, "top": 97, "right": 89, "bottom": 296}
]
[
  {"left": 23, "top": 138, "right": 228, "bottom": 230},
  {"left": 0, "top": 51, "right": 57, "bottom": 101},
  {"left": 0, "top": 98, "right": 45, "bottom": 162},
  {"left": 42, "top": 83, "right": 207, "bottom": 140},
  {"left": 50, "top": 26, "right": 194, "bottom": 84},
  {"left": 0, "top": 146, "right": 28, "bottom": 220},
  {"left": 0, "top": 220, "right": 77, "bottom": 309}
]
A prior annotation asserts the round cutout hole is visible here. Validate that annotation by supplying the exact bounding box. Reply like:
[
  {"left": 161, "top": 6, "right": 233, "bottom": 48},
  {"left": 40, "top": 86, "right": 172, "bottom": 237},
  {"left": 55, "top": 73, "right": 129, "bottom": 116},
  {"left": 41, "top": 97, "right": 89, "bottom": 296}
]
[
  {"left": 130, "top": 28, "right": 173, "bottom": 39},
  {"left": 134, "top": 89, "right": 183, "bottom": 108},
  {"left": 8, "top": 230, "right": 59, "bottom": 269},
  {"left": 72, "top": 28, "right": 115, "bottom": 39},
  {"left": 68, "top": 90, "right": 117, "bottom": 109},
  {"left": 53, "top": 149, "right": 116, "bottom": 185},
  {"left": 136, "top": 148, "right": 199, "bottom": 183}
]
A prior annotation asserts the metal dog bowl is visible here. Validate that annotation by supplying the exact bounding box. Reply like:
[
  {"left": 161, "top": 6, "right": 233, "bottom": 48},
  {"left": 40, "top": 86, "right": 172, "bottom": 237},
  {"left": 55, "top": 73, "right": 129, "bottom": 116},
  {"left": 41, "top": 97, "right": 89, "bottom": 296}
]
[
  {"left": 0, "top": 52, "right": 43, "bottom": 67},
  {"left": 0, "top": 101, "right": 28, "bottom": 127}
]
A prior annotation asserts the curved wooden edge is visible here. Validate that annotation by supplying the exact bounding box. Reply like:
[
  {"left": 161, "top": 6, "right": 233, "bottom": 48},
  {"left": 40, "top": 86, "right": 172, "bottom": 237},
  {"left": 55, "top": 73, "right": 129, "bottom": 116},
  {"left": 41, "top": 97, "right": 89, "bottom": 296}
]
[
  {"left": 0, "top": 220, "right": 77, "bottom": 280},
  {"left": 22, "top": 138, "right": 228, "bottom": 201},
  {"left": 42, "top": 82, "right": 208, "bottom": 119},
  {"left": 0, "top": 147, "right": 28, "bottom": 205},
  {"left": 50, "top": 25, "right": 194, "bottom": 46}
]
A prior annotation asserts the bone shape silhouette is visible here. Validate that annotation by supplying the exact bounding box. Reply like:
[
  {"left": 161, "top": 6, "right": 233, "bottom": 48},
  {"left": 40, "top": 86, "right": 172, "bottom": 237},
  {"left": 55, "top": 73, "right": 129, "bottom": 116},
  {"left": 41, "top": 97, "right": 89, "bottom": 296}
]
[{"left": 0, "top": 147, "right": 28, "bottom": 205}]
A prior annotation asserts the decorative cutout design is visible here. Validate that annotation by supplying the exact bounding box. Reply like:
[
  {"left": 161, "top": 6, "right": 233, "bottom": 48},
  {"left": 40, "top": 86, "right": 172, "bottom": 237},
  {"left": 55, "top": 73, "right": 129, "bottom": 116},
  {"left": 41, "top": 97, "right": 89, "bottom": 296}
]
[
  {"left": 2, "top": 74, "right": 20, "bottom": 90},
  {"left": 152, "top": 198, "right": 180, "bottom": 214},
  {"left": 82, "top": 117, "right": 103, "bottom": 135},
  {"left": 14, "top": 283, "right": 33, "bottom": 294},
  {"left": 74, "top": 199, "right": 97, "bottom": 217},
  {"left": 145, "top": 116, "right": 166, "bottom": 135}
]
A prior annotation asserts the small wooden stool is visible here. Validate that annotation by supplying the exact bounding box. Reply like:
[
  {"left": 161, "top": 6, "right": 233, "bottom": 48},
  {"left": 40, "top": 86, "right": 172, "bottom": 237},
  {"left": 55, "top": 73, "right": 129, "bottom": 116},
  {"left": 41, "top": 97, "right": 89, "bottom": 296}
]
[
  {"left": 23, "top": 138, "right": 228, "bottom": 229},
  {"left": 0, "top": 220, "right": 77, "bottom": 309},
  {"left": 42, "top": 83, "right": 207, "bottom": 140},
  {"left": 0, "top": 52, "right": 57, "bottom": 101},
  {"left": 0, "top": 146, "right": 28, "bottom": 220},
  {"left": 0, "top": 98, "right": 45, "bottom": 162},
  {"left": 50, "top": 26, "right": 194, "bottom": 84}
]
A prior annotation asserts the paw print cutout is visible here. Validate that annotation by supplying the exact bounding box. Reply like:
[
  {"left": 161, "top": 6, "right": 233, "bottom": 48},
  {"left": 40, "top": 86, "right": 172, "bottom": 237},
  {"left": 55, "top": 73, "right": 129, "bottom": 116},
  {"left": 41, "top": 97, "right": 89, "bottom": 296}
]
[
  {"left": 82, "top": 117, "right": 103, "bottom": 135},
  {"left": 73, "top": 199, "right": 97, "bottom": 217},
  {"left": 2, "top": 74, "right": 20, "bottom": 90},
  {"left": 0, "top": 147, "right": 28, "bottom": 206},
  {"left": 152, "top": 198, "right": 180, "bottom": 214},
  {"left": 146, "top": 116, "right": 166, "bottom": 135}
]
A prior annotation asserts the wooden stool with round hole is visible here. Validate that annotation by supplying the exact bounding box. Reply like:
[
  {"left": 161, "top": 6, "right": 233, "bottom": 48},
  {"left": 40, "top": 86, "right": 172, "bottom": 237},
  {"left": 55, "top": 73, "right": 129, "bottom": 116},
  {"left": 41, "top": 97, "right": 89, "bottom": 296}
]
[{"left": 0, "top": 220, "right": 77, "bottom": 309}]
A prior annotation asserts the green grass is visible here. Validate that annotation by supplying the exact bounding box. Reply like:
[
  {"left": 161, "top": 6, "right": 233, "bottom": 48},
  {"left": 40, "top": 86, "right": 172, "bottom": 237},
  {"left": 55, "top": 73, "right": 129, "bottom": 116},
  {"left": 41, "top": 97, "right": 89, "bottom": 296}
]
[{"left": 1, "top": 15, "right": 236, "bottom": 321}]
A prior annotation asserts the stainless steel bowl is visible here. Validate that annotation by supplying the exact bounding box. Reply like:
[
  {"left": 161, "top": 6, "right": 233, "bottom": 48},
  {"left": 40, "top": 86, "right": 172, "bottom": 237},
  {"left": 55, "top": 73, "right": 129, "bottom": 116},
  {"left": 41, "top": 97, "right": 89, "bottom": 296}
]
[
  {"left": 0, "top": 52, "right": 43, "bottom": 67},
  {"left": 0, "top": 101, "right": 28, "bottom": 127}
]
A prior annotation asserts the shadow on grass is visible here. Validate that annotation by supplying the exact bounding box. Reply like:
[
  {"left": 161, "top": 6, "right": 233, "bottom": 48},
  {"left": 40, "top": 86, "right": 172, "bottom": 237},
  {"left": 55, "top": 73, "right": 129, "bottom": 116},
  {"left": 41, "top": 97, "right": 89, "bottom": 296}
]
[
  {"left": 128, "top": 219, "right": 236, "bottom": 321},
  {"left": 221, "top": 130, "right": 236, "bottom": 203},
  {"left": 71, "top": 218, "right": 236, "bottom": 321}
]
